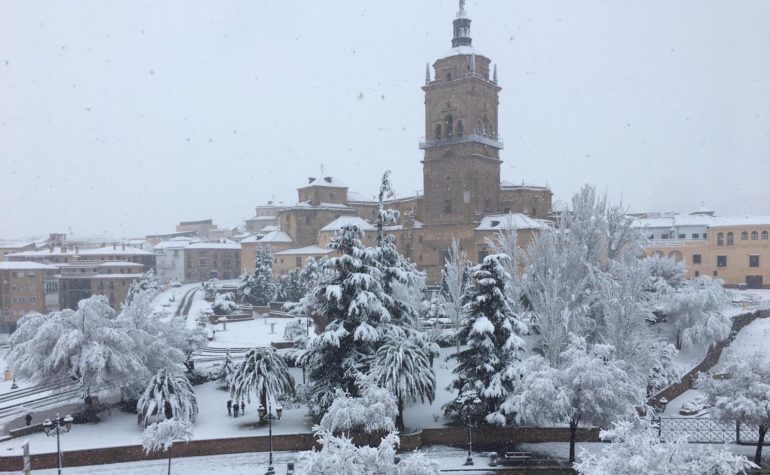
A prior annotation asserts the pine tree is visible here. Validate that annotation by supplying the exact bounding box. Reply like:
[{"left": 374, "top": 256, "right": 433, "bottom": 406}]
[
  {"left": 237, "top": 246, "right": 276, "bottom": 306},
  {"left": 218, "top": 348, "right": 236, "bottom": 386},
  {"left": 448, "top": 254, "right": 527, "bottom": 424},
  {"left": 137, "top": 368, "right": 198, "bottom": 425},
  {"left": 300, "top": 224, "right": 396, "bottom": 416},
  {"left": 440, "top": 239, "right": 470, "bottom": 351}
]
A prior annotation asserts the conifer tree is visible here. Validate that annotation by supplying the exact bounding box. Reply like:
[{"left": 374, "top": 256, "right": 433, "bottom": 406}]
[
  {"left": 448, "top": 254, "right": 527, "bottom": 424},
  {"left": 238, "top": 246, "right": 276, "bottom": 306}
]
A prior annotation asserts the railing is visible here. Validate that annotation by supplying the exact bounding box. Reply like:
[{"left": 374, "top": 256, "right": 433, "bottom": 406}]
[
  {"left": 659, "top": 417, "right": 736, "bottom": 443},
  {"left": 419, "top": 133, "right": 503, "bottom": 150}
]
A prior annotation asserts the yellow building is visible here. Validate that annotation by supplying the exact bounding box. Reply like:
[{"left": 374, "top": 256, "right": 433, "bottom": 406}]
[
  {"left": 638, "top": 215, "right": 770, "bottom": 288},
  {"left": 0, "top": 262, "right": 58, "bottom": 330}
]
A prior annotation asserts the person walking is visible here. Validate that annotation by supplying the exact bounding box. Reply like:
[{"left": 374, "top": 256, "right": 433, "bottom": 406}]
[
  {"left": 240, "top": 400, "right": 245, "bottom": 415},
  {"left": 233, "top": 401, "right": 239, "bottom": 418},
  {"left": 227, "top": 399, "right": 232, "bottom": 416}
]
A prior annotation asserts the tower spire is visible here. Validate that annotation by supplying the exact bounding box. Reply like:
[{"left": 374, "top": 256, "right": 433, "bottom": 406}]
[
  {"left": 452, "top": 0, "right": 472, "bottom": 47},
  {"left": 425, "top": 63, "right": 431, "bottom": 84}
]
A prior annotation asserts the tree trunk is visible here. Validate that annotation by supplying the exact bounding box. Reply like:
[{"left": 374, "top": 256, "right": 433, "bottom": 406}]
[
  {"left": 675, "top": 328, "right": 682, "bottom": 351},
  {"left": 260, "top": 387, "right": 268, "bottom": 417},
  {"left": 167, "top": 446, "right": 172, "bottom": 475},
  {"left": 569, "top": 420, "right": 578, "bottom": 464},
  {"left": 396, "top": 394, "right": 405, "bottom": 431},
  {"left": 755, "top": 425, "right": 767, "bottom": 467}
]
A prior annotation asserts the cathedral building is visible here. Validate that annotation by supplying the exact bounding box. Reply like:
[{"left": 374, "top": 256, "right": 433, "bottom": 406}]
[{"left": 244, "top": 2, "right": 552, "bottom": 282}]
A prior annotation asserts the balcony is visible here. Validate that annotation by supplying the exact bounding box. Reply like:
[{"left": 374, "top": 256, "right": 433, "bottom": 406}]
[{"left": 419, "top": 133, "right": 503, "bottom": 150}]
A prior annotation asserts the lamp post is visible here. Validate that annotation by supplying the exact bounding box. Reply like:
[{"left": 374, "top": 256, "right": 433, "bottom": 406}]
[
  {"left": 457, "top": 395, "right": 480, "bottom": 466},
  {"left": 259, "top": 398, "right": 283, "bottom": 475},
  {"left": 42, "top": 414, "right": 73, "bottom": 475}
]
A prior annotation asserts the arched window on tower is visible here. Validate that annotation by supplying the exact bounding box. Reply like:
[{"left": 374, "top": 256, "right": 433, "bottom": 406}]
[
  {"left": 727, "top": 232, "right": 734, "bottom": 245},
  {"left": 741, "top": 231, "right": 748, "bottom": 241},
  {"left": 482, "top": 115, "right": 489, "bottom": 136},
  {"left": 751, "top": 231, "right": 758, "bottom": 240},
  {"left": 434, "top": 124, "right": 442, "bottom": 140},
  {"left": 717, "top": 232, "right": 724, "bottom": 246},
  {"left": 446, "top": 115, "right": 454, "bottom": 137},
  {"left": 457, "top": 120, "right": 464, "bottom": 137}
]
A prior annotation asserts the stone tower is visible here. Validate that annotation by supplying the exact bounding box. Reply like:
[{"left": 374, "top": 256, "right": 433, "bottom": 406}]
[{"left": 421, "top": 0, "right": 503, "bottom": 225}]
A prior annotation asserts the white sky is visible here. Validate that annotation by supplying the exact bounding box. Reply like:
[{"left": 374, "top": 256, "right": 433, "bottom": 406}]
[{"left": 2, "top": 0, "right": 769, "bottom": 239}]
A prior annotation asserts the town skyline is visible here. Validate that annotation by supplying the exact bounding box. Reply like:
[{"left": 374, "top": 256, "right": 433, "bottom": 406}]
[{"left": 2, "top": 0, "right": 769, "bottom": 239}]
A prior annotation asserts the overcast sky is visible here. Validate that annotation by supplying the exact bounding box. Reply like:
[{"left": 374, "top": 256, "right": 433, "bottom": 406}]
[{"left": 2, "top": 0, "right": 769, "bottom": 239}]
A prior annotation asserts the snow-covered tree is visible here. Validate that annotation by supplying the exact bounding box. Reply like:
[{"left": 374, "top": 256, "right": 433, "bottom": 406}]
[
  {"left": 218, "top": 348, "right": 236, "bottom": 386},
  {"left": 164, "top": 316, "right": 208, "bottom": 372},
  {"left": 300, "top": 225, "right": 397, "bottom": 416},
  {"left": 125, "top": 269, "right": 160, "bottom": 306},
  {"left": 137, "top": 368, "right": 198, "bottom": 425},
  {"left": 238, "top": 246, "right": 275, "bottom": 306},
  {"left": 212, "top": 292, "right": 238, "bottom": 316},
  {"left": 8, "top": 296, "right": 147, "bottom": 401},
  {"left": 574, "top": 418, "right": 756, "bottom": 475},
  {"left": 276, "top": 269, "right": 304, "bottom": 302},
  {"left": 664, "top": 276, "right": 730, "bottom": 349},
  {"left": 115, "top": 289, "right": 187, "bottom": 391},
  {"left": 318, "top": 378, "right": 398, "bottom": 435},
  {"left": 441, "top": 238, "right": 470, "bottom": 351},
  {"left": 297, "top": 431, "right": 439, "bottom": 475},
  {"left": 369, "top": 338, "right": 435, "bottom": 431},
  {"left": 643, "top": 254, "right": 687, "bottom": 292},
  {"left": 230, "top": 347, "right": 295, "bottom": 413},
  {"left": 698, "top": 352, "right": 770, "bottom": 466},
  {"left": 500, "top": 336, "right": 644, "bottom": 463},
  {"left": 448, "top": 254, "right": 527, "bottom": 424},
  {"left": 142, "top": 418, "right": 194, "bottom": 475}
]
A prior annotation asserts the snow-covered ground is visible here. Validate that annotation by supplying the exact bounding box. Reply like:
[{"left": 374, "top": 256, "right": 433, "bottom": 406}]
[
  {"left": 519, "top": 441, "right": 761, "bottom": 464},
  {"left": 0, "top": 446, "right": 497, "bottom": 475},
  {"left": 207, "top": 316, "right": 314, "bottom": 349}
]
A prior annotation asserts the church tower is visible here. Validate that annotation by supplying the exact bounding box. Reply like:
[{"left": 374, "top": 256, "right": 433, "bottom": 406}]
[{"left": 421, "top": 0, "right": 503, "bottom": 225}]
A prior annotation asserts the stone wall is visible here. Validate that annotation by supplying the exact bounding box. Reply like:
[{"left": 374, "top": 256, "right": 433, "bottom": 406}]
[
  {"left": 0, "top": 426, "right": 600, "bottom": 471},
  {"left": 652, "top": 309, "right": 770, "bottom": 406}
]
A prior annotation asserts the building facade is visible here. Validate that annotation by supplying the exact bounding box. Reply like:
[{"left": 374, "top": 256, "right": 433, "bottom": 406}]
[
  {"left": 184, "top": 242, "right": 241, "bottom": 282},
  {"left": 0, "top": 262, "right": 58, "bottom": 330}
]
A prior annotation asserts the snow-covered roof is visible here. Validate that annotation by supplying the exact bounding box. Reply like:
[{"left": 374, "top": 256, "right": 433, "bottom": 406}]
[
  {"left": 78, "top": 246, "right": 154, "bottom": 256},
  {"left": 291, "top": 201, "right": 352, "bottom": 211},
  {"left": 274, "top": 246, "right": 333, "bottom": 256},
  {"left": 0, "top": 261, "right": 58, "bottom": 270},
  {"left": 0, "top": 241, "right": 36, "bottom": 249},
  {"left": 320, "top": 216, "right": 376, "bottom": 232},
  {"left": 500, "top": 180, "right": 550, "bottom": 191},
  {"left": 98, "top": 261, "right": 143, "bottom": 267},
  {"left": 257, "top": 231, "right": 294, "bottom": 243},
  {"left": 298, "top": 176, "right": 347, "bottom": 189},
  {"left": 437, "top": 45, "right": 486, "bottom": 60},
  {"left": 186, "top": 242, "right": 241, "bottom": 250},
  {"left": 247, "top": 215, "right": 277, "bottom": 221},
  {"left": 707, "top": 216, "right": 770, "bottom": 228},
  {"left": 384, "top": 220, "right": 424, "bottom": 231},
  {"left": 261, "top": 225, "right": 280, "bottom": 232},
  {"left": 347, "top": 191, "right": 376, "bottom": 203},
  {"left": 476, "top": 214, "right": 548, "bottom": 231},
  {"left": 90, "top": 273, "right": 144, "bottom": 279},
  {"left": 153, "top": 239, "right": 199, "bottom": 250}
]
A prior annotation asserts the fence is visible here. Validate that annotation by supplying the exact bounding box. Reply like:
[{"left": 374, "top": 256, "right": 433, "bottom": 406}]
[{"left": 659, "top": 418, "right": 768, "bottom": 446}]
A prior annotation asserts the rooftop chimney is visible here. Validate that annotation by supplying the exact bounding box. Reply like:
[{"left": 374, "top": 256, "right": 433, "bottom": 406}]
[
  {"left": 324, "top": 176, "right": 332, "bottom": 183},
  {"left": 121, "top": 243, "right": 126, "bottom": 251}
]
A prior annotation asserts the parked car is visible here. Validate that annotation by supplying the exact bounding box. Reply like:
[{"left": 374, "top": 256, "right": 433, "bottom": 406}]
[
  {"left": 679, "top": 395, "right": 711, "bottom": 416},
  {"left": 171, "top": 280, "right": 182, "bottom": 287}
]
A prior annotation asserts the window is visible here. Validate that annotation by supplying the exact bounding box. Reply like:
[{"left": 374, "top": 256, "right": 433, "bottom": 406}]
[
  {"left": 678, "top": 234, "right": 685, "bottom": 239},
  {"left": 457, "top": 120, "right": 464, "bottom": 136},
  {"left": 445, "top": 115, "right": 453, "bottom": 137},
  {"left": 444, "top": 199, "right": 452, "bottom": 214},
  {"left": 295, "top": 257, "right": 302, "bottom": 268},
  {"left": 703, "top": 233, "right": 708, "bottom": 239},
  {"left": 434, "top": 124, "right": 442, "bottom": 139},
  {"left": 418, "top": 235, "right": 423, "bottom": 243},
  {"left": 717, "top": 255, "right": 727, "bottom": 267},
  {"left": 751, "top": 231, "right": 758, "bottom": 240},
  {"left": 750, "top": 255, "right": 760, "bottom": 268},
  {"left": 727, "top": 232, "right": 734, "bottom": 245},
  {"left": 717, "top": 232, "right": 724, "bottom": 246},
  {"left": 694, "top": 271, "right": 700, "bottom": 277},
  {"left": 741, "top": 231, "right": 748, "bottom": 241},
  {"left": 18, "top": 297, "right": 25, "bottom": 303},
  {"left": 763, "top": 231, "right": 769, "bottom": 240},
  {"left": 691, "top": 233, "right": 699, "bottom": 239},
  {"left": 692, "top": 254, "right": 701, "bottom": 264},
  {"left": 713, "top": 270, "right": 718, "bottom": 277},
  {"left": 661, "top": 233, "right": 669, "bottom": 240},
  {"left": 478, "top": 251, "right": 489, "bottom": 262}
]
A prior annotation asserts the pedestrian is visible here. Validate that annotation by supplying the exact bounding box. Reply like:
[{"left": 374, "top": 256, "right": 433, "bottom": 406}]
[
  {"left": 227, "top": 399, "right": 232, "bottom": 416},
  {"left": 25, "top": 414, "right": 32, "bottom": 426},
  {"left": 233, "top": 402, "right": 239, "bottom": 418},
  {"left": 240, "top": 400, "right": 245, "bottom": 415}
]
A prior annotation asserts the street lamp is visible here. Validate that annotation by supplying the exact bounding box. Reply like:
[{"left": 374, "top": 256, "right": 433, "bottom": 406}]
[
  {"left": 42, "top": 414, "right": 74, "bottom": 475},
  {"left": 258, "top": 398, "right": 283, "bottom": 475},
  {"left": 457, "top": 394, "right": 480, "bottom": 466}
]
